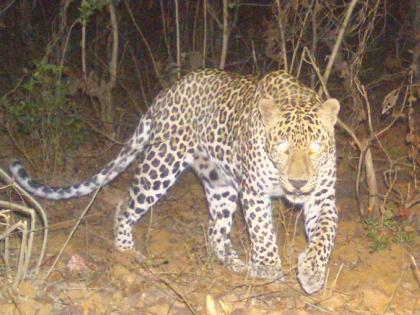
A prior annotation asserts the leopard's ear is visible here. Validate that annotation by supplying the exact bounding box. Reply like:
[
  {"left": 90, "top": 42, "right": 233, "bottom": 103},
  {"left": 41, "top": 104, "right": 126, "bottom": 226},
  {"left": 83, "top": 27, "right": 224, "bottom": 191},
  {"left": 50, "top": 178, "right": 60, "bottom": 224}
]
[
  {"left": 318, "top": 98, "right": 340, "bottom": 132},
  {"left": 258, "top": 96, "right": 281, "bottom": 128}
]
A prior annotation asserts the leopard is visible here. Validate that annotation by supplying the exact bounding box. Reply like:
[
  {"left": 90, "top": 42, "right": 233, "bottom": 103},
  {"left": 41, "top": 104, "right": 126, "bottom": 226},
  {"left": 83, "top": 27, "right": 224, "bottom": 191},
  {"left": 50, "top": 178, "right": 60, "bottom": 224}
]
[{"left": 10, "top": 69, "right": 340, "bottom": 294}]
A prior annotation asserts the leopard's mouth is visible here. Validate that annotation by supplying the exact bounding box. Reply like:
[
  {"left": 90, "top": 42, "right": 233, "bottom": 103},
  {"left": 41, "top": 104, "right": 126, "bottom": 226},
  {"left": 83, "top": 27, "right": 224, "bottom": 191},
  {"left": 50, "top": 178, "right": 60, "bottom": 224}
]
[
  {"left": 282, "top": 185, "right": 314, "bottom": 204},
  {"left": 284, "top": 191, "right": 311, "bottom": 204},
  {"left": 293, "top": 189, "right": 312, "bottom": 196},
  {"left": 278, "top": 177, "right": 315, "bottom": 203},
  {"left": 283, "top": 188, "right": 312, "bottom": 196},
  {"left": 282, "top": 182, "right": 314, "bottom": 197}
]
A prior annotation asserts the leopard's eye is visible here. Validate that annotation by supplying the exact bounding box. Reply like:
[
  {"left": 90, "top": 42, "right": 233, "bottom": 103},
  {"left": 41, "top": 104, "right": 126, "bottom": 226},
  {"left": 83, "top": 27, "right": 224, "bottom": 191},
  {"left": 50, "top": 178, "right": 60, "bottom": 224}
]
[
  {"left": 310, "top": 141, "right": 322, "bottom": 154},
  {"left": 276, "top": 140, "right": 289, "bottom": 153}
]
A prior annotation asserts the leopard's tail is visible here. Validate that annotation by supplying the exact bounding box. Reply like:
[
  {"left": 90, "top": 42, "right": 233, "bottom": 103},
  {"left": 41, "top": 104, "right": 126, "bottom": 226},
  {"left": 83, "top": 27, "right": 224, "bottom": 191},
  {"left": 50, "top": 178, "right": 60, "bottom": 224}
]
[{"left": 9, "top": 118, "right": 152, "bottom": 200}]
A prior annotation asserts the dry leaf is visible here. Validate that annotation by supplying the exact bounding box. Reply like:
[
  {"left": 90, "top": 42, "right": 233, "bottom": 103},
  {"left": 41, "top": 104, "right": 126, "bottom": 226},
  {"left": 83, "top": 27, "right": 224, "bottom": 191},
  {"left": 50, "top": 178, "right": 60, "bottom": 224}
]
[
  {"left": 206, "top": 295, "right": 218, "bottom": 315},
  {"left": 381, "top": 87, "right": 401, "bottom": 115},
  {"left": 206, "top": 295, "right": 227, "bottom": 315}
]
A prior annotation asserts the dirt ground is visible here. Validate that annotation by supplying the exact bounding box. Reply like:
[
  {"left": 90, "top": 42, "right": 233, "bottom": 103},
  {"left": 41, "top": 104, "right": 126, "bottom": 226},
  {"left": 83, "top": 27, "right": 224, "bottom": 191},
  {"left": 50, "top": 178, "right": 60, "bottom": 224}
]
[{"left": 0, "top": 132, "right": 419, "bottom": 315}]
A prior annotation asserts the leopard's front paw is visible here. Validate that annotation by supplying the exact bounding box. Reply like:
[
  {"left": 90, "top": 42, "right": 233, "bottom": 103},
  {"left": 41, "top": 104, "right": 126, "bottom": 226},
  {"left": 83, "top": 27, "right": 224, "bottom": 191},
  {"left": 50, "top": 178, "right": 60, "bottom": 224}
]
[
  {"left": 297, "top": 250, "right": 326, "bottom": 294},
  {"left": 247, "top": 263, "right": 284, "bottom": 281},
  {"left": 225, "top": 257, "right": 247, "bottom": 273}
]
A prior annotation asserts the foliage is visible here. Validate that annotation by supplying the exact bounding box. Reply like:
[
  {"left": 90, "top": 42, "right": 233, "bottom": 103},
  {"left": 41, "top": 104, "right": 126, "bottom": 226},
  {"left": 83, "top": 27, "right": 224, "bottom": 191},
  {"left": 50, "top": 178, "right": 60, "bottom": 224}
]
[
  {"left": 364, "top": 212, "right": 415, "bottom": 252},
  {"left": 1, "top": 61, "right": 87, "bottom": 169},
  {"left": 78, "top": 0, "right": 114, "bottom": 25}
]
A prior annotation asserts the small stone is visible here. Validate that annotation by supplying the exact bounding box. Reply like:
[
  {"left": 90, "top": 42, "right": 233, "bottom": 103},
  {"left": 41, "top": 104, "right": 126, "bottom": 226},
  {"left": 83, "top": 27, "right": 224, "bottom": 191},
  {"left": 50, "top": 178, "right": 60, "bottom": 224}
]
[
  {"left": 66, "top": 254, "right": 91, "bottom": 274},
  {"left": 363, "top": 288, "right": 388, "bottom": 314},
  {"left": 401, "top": 282, "right": 414, "bottom": 291}
]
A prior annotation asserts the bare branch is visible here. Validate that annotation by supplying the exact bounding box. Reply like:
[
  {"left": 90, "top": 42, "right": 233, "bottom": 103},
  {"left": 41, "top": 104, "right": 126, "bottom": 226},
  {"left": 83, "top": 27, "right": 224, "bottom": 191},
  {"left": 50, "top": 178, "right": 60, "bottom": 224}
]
[
  {"left": 159, "top": 0, "right": 172, "bottom": 61},
  {"left": 219, "top": 0, "right": 229, "bottom": 69},
  {"left": 175, "top": 0, "right": 181, "bottom": 79},
  {"left": 274, "top": 0, "right": 288, "bottom": 72},
  {"left": 124, "top": 0, "right": 160, "bottom": 81},
  {"left": 203, "top": 0, "right": 207, "bottom": 68},
  {"left": 108, "top": 4, "right": 118, "bottom": 89},
  {"left": 319, "top": 0, "right": 359, "bottom": 94},
  {"left": 0, "top": 0, "right": 17, "bottom": 17}
]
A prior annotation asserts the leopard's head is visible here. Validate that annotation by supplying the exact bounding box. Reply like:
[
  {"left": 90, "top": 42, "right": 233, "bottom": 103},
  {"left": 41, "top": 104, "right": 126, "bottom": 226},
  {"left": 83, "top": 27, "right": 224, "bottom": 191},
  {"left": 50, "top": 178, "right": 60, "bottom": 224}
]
[{"left": 258, "top": 89, "right": 340, "bottom": 204}]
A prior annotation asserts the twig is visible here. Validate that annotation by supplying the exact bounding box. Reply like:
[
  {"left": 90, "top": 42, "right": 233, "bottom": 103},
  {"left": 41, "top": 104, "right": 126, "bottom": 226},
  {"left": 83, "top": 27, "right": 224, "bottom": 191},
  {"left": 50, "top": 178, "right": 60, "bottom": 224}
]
[
  {"left": 15, "top": 220, "right": 27, "bottom": 287},
  {"left": 365, "top": 147, "right": 380, "bottom": 215},
  {"left": 319, "top": 0, "right": 359, "bottom": 95},
  {"left": 145, "top": 207, "right": 154, "bottom": 257},
  {"left": 322, "top": 267, "right": 330, "bottom": 298},
  {"left": 383, "top": 167, "right": 399, "bottom": 208},
  {"left": 250, "top": 40, "right": 259, "bottom": 74},
  {"left": 0, "top": 168, "right": 48, "bottom": 276},
  {"left": 145, "top": 266, "right": 198, "bottom": 314},
  {"left": 219, "top": 0, "right": 229, "bottom": 70},
  {"left": 0, "top": 0, "right": 17, "bottom": 16},
  {"left": 0, "top": 74, "right": 26, "bottom": 99},
  {"left": 108, "top": 3, "right": 118, "bottom": 89},
  {"left": 355, "top": 145, "right": 367, "bottom": 216},
  {"left": 59, "top": 20, "right": 78, "bottom": 76},
  {"left": 336, "top": 119, "right": 362, "bottom": 150},
  {"left": 81, "top": 23, "right": 87, "bottom": 80},
  {"left": 0, "top": 205, "right": 34, "bottom": 283},
  {"left": 275, "top": 0, "right": 288, "bottom": 72},
  {"left": 205, "top": 1, "right": 222, "bottom": 29},
  {"left": 303, "top": 46, "right": 362, "bottom": 149},
  {"left": 175, "top": 0, "right": 181, "bottom": 79},
  {"left": 328, "top": 263, "right": 344, "bottom": 297},
  {"left": 5, "top": 288, "right": 24, "bottom": 315},
  {"left": 128, "top": 45, "right": 150, "bottom": 107},
  {"left": 383, "top": 264, "right": 405, "bottom": 314},
  {"left": 303, "top": 47, "right": 329, "bottom": 97},
  {"left": 310, "top": 0, "right": 318, "bottom": 87},
  {"left": 305, "top": 302, "right": 331, "bottom": 313},
  {"left": 203, "top": 0, "right": 207, "bottom": 68},
  {"left": 406, "top": 193, "right": 420, "bottom": 209},
  {"left": 406, "top": 70, "right": 417, "bottom": 189},
  {"left": 290, "top": 1, "right": 313, "bottom": 74},
  {"left": 124, "top": 0, "right": 160, "bottom": 81},
  {"left": 192, "top": 1, "right": 200, "bottom": 52},
  {"left": 0, "top": 211, "right": 11, "bottom": 273},
  {"left": 410, "top": 256, "right": 420, "bottom": 287},
  {"left": 43, "top": 188, "right": 100, "bottom": 279},
  {"left": 159, "top": 0, "right": 172, "bottom": 61}
]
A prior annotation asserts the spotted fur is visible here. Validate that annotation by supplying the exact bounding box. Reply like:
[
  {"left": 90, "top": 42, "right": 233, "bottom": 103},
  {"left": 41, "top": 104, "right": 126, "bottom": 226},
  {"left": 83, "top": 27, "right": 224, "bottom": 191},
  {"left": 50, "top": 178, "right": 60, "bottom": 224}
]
[{"left": 10, "top": 69, "right": 340, "bottom": 294}]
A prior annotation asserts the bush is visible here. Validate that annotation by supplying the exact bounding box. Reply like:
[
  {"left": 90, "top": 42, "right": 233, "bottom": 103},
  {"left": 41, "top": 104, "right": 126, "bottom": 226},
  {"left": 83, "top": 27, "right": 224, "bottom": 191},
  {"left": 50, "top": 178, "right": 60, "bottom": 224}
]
[{"left": 1, "top": 61, "right": 87, "bottom": 174}]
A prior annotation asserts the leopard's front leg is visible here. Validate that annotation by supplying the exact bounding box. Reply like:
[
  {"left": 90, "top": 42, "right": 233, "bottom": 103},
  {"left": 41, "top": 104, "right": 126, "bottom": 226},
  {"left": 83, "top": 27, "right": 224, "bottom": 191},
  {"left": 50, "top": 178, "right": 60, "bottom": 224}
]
[
  {"left": 297, "top": 190, "right": 338, "bottom": 294},
  {"left": 241, "top": 189, "right": 283, "bottom": 280}
]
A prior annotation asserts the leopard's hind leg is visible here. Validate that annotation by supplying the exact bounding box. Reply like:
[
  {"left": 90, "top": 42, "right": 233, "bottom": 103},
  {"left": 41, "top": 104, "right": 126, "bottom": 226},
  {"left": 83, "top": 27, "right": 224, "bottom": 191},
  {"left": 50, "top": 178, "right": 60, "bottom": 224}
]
[
  {"left": 114, "top": 142, "right": 189, "bottom": 252},
  {"left": 191, "top": 153, "right": 246, "bottom": 273}
]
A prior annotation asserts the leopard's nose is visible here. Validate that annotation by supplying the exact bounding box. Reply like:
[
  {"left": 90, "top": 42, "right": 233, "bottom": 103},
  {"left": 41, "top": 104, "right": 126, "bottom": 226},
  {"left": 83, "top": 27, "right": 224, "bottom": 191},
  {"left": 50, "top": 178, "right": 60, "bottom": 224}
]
[{"left": 289, "top": 179, "right": 307, "bottom": 190}]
